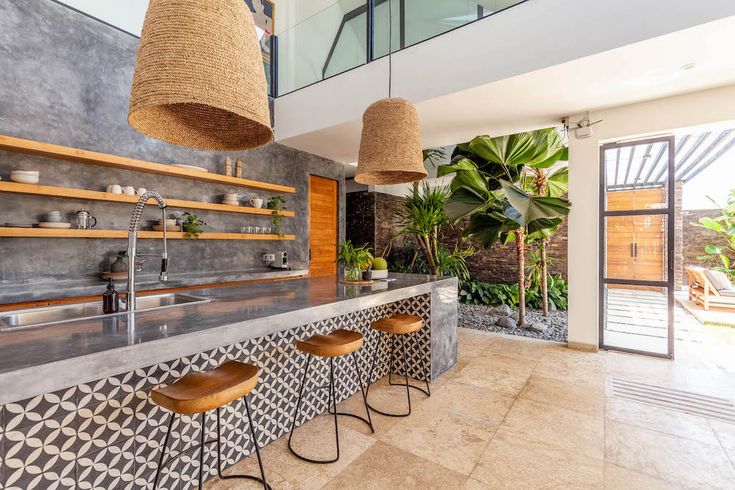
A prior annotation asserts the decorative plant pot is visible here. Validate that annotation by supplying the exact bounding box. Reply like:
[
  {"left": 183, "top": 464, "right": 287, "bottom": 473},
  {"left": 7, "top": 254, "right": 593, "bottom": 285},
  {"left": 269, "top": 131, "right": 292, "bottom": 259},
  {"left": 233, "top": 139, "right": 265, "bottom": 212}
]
[
  {"left": 111, "top": 256, "right": 128, "bottom": 273},
  {"left": 345, "top": 267, "right": 362, "bottom": 282},
  {"left": 369, "top": 269, "right": 388, "bottom": 279}
]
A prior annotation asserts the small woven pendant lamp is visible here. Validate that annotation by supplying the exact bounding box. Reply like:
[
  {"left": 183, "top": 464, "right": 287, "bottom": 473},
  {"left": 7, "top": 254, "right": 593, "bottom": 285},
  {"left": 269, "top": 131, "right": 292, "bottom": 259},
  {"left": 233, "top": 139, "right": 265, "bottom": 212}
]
[
  {"left": 354, "top": 2, "right": 425, "bottom": 185},
  {"left": 128, "top": 0, "right": 273, "bottom": 151}
]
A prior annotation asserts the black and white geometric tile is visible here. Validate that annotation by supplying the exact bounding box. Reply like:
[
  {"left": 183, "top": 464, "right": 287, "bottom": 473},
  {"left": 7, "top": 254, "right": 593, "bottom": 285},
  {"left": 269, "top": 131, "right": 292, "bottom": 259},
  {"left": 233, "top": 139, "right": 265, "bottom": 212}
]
[{"left": 0, "top": 295, "right": 431, "bottom": 489}]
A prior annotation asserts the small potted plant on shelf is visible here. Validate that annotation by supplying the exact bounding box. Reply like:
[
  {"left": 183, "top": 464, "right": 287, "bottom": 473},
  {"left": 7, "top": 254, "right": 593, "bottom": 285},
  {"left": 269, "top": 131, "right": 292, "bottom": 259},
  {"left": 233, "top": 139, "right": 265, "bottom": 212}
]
[
  {"left": 337, "top": 241, "right": 373, "bottom": 282},
  {"left": 267, "top": 195, "right": 287, "bottom": 237},
  {"left": 182, "top": 212, "right": 207, "bottom": 239}
]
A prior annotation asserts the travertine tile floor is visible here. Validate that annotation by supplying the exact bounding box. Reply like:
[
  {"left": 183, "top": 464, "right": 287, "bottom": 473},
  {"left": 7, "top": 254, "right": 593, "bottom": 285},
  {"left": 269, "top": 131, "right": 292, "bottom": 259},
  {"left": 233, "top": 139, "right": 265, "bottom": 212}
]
[{"left": 208, "top": 328, "right": 735, "bottom": 489}]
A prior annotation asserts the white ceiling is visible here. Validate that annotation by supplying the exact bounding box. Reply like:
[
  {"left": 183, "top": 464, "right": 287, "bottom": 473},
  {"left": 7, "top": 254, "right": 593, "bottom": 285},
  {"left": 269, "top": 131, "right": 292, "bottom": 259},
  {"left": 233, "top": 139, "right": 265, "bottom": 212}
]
[{"left": 280, "top": 15, "right": 735, "bottom": 166}]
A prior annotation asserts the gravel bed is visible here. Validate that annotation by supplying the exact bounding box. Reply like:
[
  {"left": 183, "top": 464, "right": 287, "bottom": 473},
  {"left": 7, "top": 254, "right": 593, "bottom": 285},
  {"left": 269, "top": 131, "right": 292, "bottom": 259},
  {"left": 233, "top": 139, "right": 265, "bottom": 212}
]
[{"left": 459, "top": 303, "right": 568, "bottom": 343}]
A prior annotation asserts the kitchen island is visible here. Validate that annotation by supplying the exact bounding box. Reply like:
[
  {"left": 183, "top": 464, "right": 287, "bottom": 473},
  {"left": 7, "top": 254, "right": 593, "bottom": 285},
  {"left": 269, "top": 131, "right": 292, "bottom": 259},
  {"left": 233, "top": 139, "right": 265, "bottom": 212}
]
[{"left": 0, "top": 273, "right": 457, "bottom": 489}]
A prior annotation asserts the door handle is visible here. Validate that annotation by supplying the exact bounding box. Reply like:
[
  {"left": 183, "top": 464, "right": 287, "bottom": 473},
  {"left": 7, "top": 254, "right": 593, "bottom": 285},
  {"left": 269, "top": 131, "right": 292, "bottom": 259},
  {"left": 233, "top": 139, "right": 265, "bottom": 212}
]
[
  {"left": 634, "top": 243, "right": 638, "bottom": 258},
  {"left": 630, "top": 243, "right": 635, "bottom": 258}
]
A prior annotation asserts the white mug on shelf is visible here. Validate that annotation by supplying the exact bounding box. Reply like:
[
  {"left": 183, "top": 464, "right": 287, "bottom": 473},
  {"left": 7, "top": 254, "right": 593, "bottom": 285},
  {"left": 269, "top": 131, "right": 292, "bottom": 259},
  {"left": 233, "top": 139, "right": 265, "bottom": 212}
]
[
  {"left": 123, "top": 186, "right": 136, "bottom": 195},
  {"left": 136, "top": 187, "right": 147, "bottom": 196},
  {"left": 250, "top": 198, "right": 263, "bottom": 209},
  {"left": 110, "top": 184, "right": 122, "bottom": 194}
]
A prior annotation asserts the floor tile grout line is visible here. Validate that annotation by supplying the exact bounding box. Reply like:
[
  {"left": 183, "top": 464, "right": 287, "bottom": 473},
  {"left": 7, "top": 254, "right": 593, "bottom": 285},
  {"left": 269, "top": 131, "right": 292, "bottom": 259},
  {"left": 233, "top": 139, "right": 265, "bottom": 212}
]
[
  {"left": 465, "top": 362, "right": 533, "bottom": 481},
  {"left": 707, "top": 418, "right": 735, "bottom": 473}
]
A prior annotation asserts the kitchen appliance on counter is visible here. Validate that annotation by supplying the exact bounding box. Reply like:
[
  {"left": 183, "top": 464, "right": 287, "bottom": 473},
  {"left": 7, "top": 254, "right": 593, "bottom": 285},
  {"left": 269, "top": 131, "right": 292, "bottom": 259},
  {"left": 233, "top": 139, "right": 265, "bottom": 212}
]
[
  {"left": 75, "top": 208, "right": 97, "bottom": 229},
  {"left": 263, "top": 251, "right": 289, "bottom": 269}
]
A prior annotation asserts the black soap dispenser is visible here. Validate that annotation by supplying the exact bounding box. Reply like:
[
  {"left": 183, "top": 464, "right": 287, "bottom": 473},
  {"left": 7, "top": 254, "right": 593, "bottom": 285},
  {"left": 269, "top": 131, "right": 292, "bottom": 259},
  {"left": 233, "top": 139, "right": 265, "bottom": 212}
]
[{"left": 103, "top": 279, "right": 119, "bottom": 314}]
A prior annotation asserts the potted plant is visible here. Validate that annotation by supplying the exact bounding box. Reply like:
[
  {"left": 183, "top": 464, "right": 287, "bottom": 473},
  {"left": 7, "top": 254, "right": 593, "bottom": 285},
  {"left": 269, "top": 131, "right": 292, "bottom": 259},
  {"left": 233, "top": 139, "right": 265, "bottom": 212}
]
[
  {"left": 267, "top": 195, "right": 287, "bottom": 237},
  {"left": 337, "top": 241, "right": 373, "bottom": 282},
  {"left": 182, "top": 212, "right": 207, "bottom": 238}
]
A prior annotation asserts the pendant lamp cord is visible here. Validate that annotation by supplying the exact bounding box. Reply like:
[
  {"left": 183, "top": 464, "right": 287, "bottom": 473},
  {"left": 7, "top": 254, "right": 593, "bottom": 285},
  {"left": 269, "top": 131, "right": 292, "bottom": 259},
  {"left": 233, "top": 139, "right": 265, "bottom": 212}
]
[{"left": 387, "top": 0, "right": 392, "bottom": 98}]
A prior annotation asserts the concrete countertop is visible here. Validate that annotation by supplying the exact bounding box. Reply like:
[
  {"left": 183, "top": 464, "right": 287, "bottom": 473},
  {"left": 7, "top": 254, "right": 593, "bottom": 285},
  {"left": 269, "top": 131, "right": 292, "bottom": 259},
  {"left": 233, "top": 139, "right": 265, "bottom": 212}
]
[{"left": 0, "top": 273, "right": 457, "bottom": 404}]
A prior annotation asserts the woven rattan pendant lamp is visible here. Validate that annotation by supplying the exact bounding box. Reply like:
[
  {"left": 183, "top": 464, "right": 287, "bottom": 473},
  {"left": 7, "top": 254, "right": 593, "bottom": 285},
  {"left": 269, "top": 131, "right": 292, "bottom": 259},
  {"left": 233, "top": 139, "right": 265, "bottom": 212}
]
[
  {"left": 128, "top": 0, "right": 273, "bottom": 151},
  {"left": 355, "top": 4, "right": 425, "bottom": 185}
]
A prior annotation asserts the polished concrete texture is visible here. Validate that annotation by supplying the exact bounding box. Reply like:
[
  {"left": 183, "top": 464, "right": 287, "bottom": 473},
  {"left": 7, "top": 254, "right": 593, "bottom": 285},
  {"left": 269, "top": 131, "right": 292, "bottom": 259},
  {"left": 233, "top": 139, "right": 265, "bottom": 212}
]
[
  {"left": 0, "top": 274, "right": 457, "bottom": 404},
  {"left": 0, "top": 0, "right": 346, "bottom": 303},
  {"left": 209, "top": 329, "right": 735, "bottom": 489}
]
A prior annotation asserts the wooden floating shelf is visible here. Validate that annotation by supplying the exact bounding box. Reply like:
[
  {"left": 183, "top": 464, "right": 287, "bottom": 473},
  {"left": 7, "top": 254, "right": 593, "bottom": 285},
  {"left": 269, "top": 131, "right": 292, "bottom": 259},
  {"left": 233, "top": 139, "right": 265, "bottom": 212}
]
[
  {"left": 0, "top": 134, "right": 296, "bottom": 194},
  {"left": 0, "top": 181, "right": 295, "bottom": 218},
  {"left": 0, "top": 228, "right": 295, "bottom": 241}
]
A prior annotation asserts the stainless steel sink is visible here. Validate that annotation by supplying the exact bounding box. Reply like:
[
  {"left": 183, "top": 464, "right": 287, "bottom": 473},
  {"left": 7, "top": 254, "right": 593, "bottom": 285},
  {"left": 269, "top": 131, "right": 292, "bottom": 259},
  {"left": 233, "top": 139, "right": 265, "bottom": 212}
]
[{"left": 0, "top": 293, "right": 210, "bottom": 332}]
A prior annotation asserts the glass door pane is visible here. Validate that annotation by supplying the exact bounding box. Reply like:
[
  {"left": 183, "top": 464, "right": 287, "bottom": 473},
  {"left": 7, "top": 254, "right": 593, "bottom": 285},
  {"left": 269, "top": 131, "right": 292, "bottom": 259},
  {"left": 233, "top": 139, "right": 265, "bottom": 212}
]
[
  {"left": 603, "top": 285, "right": 670, "bottom": 356},
  {"left": 600, "top": 137, "right": 675, "bottom": 358}
]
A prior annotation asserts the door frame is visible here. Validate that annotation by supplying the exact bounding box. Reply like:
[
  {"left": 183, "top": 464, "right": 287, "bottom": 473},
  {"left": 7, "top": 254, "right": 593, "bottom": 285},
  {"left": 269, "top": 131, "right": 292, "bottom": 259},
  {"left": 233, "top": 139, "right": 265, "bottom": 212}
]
[
  {"left": 598, "top": 135, "right": 676, "bottom": 359},
  {"left": 308, "top": 174, "right": 340, "bottom": 277}
]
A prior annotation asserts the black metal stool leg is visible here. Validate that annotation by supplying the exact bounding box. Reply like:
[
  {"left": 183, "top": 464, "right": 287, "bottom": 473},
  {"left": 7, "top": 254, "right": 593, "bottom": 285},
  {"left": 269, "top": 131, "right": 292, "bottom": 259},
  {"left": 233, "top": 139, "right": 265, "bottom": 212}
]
[
  {"left": 365, "top": 330, "right": 383, "bottom": 399},
  {"left": 351, "top": 352, "right": 374, "bottom": 433},
  {"left": 198, "top": 412, "right": 206, "bottom": 490},
  {"left": 329, "top": 357, "right": 340, "bottom": 462},
  {"left": 416, "top": 331, "right": 431, "bottom": 397},
  {"left": 214, "top": 403, "right": 272, "bottom": 489},
  {"left": 388, "top": 331, "right": 431, "bottom": 397},
  {"left": 367, "top": 330, "right": 431, "bottom": 417},
  {"left": 153, "top": 411, "right": 175, "bottom": 489},
  {"left": 245, "top": 397, "right": 271, "bottom": 490}
]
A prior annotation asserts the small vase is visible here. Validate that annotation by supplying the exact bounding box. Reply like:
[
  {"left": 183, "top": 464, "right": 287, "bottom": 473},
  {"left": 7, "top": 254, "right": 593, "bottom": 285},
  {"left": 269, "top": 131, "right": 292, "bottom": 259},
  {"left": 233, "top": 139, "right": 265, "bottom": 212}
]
[
  {"left": 345, "top": 267, "right": 362, "bottom": 282},
  {"left": 111, "top": 256, "right": 128, "bottom": 273}
]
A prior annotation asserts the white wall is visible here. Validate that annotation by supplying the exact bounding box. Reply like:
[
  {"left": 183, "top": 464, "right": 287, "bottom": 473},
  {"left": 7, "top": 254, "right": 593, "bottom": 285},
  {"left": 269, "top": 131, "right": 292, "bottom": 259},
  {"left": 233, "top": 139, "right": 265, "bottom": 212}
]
[{"left": 567, "top": 84, "right": 735, "bottom": 349}]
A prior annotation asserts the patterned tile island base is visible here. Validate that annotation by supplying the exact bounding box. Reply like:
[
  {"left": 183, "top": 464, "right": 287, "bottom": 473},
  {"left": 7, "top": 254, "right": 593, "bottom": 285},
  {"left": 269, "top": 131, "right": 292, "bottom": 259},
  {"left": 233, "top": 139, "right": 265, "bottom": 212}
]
[{"left": 0, "top": 295, "right": 445, "bottom": 489}]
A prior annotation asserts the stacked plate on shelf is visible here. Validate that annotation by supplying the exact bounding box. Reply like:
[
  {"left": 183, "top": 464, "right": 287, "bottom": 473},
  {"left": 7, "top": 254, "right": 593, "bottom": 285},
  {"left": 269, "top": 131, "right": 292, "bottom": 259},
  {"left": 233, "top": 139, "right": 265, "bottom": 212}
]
[{"left": 3, "top": 222, "right": 38, "bottom": 228}]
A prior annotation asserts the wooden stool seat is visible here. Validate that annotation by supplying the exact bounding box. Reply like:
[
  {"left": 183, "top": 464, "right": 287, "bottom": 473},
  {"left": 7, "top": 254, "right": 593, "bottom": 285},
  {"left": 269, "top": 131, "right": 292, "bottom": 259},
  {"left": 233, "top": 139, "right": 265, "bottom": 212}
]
[
  {"left": 151, "top": 361, "right": 258, "bottom": 415},
  {"left": 296, "top": 329, "right": 363, "bottom": 358},
  {"left": 371, "top": 314, "right": 423, "bottom": 335}
]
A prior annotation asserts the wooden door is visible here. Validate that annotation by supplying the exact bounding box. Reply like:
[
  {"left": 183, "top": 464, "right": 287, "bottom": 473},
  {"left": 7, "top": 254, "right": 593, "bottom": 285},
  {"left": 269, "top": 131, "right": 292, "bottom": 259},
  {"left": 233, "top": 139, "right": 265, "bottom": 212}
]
[
  {"left": 309, "top": 175, "right": 338, "bottom": 277},
  {"left": 606, "top": 216, "right": 636, "bottom": 280},
  {"left": 605, "top": 188, "right": 666, "bottom": 287}
]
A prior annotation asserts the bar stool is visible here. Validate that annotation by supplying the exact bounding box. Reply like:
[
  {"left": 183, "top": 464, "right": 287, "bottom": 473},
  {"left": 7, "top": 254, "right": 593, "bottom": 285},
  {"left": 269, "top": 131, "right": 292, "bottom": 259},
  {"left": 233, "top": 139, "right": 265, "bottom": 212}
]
[
  {"left": 288, "top": 329, "right": 374, "bottom": 463},
  {"left": 151, "top": 360, "right": 270, "bottom": 489},
  {"left": 366, "top": 314, "right": 431, "bottom": 417}
]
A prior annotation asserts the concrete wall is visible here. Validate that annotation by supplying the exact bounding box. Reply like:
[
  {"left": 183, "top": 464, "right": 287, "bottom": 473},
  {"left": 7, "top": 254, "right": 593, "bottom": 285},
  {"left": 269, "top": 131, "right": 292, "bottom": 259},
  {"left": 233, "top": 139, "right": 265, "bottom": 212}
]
[
  {"left": 0, "top": 0, "right": 345, "bottom": 303},
  {"left": 567, "top": 84, "right": 735, "bottom": 350}
]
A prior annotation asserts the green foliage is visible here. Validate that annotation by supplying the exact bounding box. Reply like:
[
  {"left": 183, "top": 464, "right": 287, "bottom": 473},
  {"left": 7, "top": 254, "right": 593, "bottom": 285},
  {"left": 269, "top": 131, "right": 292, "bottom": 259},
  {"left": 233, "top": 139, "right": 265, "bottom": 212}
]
[
  {"left": 694, "top": 191, "right": 735, "bottom": 278},
  {"left": 436, "top": 244, "right": 475, "bottom": 281},
  {"left": 267, "top": 195, "right": 287, "bottom": 237},
  {"left": 459, "top": 280, "right": 519, "bottom": 307},
  {"left": 526, "top": 275, "right": 568, "bottom": 310},
  {"left": 459, "top": 276, "right": 568, "bottom": 310},
  {"left": 337, "top": 240, "right": 374, "bottom": 271},
  {"left": 392, "top": 181, "right": 451, "bottom": 275},
  {"left": 182, "top": 212, "right": 206, "bottom": 238},
  {"left": 422, "top": 147, "right": 447, "bottom": 168}
]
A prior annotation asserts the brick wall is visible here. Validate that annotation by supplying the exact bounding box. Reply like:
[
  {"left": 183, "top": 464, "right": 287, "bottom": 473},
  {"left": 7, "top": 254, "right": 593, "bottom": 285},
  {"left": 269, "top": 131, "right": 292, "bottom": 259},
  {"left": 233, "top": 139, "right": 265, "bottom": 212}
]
[
  {"left": 439, "top": 219, "right": 568, "bottom": 284},
  {"left": 346, "top": 191, "right": 376, "bottom": 249},
  {"left": 347, "top": 191, "right": 568, "bottom": 283}
]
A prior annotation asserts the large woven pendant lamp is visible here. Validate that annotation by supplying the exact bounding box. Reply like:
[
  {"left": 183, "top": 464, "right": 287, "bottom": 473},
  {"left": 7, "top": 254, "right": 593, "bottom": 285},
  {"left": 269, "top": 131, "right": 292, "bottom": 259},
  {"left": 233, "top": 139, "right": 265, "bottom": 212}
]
[
  {"left": 128, "top": 0, "right": 273, "bottom": 151},
  {"left": 354, "top": 3, "right": 426, "bottom": 185}
]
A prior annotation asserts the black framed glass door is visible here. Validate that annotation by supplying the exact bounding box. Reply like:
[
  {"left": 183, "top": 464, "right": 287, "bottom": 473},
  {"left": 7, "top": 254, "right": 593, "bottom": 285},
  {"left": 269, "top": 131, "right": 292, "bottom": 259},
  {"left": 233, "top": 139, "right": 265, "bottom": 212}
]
[{"left": 599, "top": 136, "right": 675, "bottom": 358}]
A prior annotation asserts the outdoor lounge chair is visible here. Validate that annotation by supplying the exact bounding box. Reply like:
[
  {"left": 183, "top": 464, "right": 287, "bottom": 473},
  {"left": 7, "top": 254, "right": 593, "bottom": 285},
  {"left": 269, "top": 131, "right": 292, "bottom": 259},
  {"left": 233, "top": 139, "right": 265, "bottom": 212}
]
[{"left": 686, "top": 266, "right": 735, "bottom": 310}]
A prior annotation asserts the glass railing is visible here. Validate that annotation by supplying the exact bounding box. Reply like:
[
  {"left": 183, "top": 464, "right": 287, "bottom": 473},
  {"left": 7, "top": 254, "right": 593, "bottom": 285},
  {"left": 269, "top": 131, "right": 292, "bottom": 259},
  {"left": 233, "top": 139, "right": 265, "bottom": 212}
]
[{"left": 273, "top": 0, "right": 527, "bottom": 97}]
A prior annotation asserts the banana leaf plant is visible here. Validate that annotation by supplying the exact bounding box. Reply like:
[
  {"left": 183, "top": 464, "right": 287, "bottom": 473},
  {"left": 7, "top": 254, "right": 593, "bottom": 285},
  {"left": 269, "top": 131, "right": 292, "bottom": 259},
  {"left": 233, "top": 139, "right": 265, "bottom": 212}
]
[{"left": 439, "top": 128, "right": 572, "bottom": 325}]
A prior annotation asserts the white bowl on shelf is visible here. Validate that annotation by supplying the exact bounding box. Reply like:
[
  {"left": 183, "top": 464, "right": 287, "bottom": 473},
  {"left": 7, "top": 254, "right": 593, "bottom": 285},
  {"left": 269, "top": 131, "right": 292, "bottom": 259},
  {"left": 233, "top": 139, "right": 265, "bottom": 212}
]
[
  {"left": 39, "top": 222, "right": 71, "bottom": 229},
  {"left": 10, "top": 170, "right": 40, "bottom": 184}
]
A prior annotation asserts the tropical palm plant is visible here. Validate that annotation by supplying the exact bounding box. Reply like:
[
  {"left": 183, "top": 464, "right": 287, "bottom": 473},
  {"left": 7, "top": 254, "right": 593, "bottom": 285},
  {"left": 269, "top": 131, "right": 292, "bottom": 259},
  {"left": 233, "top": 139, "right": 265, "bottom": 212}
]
[
  {"left": 392, "top": 181, "right": 450, "bottom": 275},
  {"left": 439, "top": 128, "right": 572, "bottom": 325}
]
